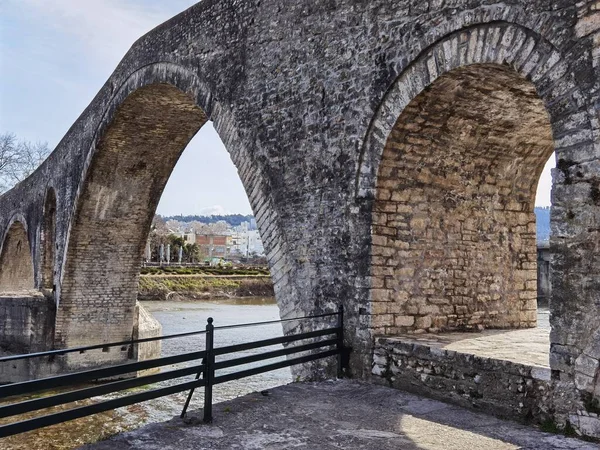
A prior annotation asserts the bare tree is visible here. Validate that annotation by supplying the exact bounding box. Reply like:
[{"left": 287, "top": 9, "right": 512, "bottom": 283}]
[
  {"left": 0, "top": 134, "right": 20, "bottom": 192},
  {"left": 0, "top": 133, "right": 51, "bottom": 193}
]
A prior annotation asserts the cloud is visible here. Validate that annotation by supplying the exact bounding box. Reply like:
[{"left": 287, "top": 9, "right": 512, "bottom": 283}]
[{"left": 197, "top": 205, "right": 231, "bottom": 216}]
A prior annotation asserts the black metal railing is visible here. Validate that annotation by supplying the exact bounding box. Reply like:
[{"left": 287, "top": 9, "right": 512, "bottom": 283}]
[{"left": 0, "top": 306, "right": 348, "bottom": 438}]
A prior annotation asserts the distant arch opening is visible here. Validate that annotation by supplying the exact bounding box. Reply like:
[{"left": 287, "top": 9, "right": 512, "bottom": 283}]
[
  {"left": 0, "top": 221, "right": 35, "bottom": 293},
  {"left": 370, "top": 64, "right": 554, "bottom": 335},
  {"left": 41, "top": 188, "right": 57, "bottom": 291},
  {"left": 58, "top": 83, "right": 208, "bottom": 349}
]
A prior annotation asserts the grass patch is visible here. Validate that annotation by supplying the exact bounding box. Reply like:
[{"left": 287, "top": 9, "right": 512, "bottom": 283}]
[
  {"left": 140, "top": 266, "right": 270, "bottom": 276},
  {"left": 139, "top": 276, "right": 240, "bottom": 295}
]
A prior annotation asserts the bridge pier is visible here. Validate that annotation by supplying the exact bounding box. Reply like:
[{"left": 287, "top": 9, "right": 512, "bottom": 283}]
[{"left": 0, "top": 301, "right": 160, "bottom": 383}]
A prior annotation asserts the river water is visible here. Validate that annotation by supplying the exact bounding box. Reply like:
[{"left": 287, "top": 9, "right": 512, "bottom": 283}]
[
  {"left": 143, "top": 297, "right": 293, "bottom": 399},
  {"left": 1, "top": 297, "right": 292, "bottom": 450}
]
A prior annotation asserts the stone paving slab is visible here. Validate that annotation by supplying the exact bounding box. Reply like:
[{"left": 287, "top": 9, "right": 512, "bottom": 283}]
[
  {"left": 82, "top": 380, "right": 596, "bottom": 450},
  {"left": 388, "top": 309, "right": 551, "bottom": 368}
]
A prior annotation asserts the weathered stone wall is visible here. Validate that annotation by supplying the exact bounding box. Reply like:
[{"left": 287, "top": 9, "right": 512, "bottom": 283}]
[
  {"left": 0, "top": 294, "right": 55, "bottom": 354},
  {"left": 0, "top": 294, "right": 56, "bottom": 383},
  {"left": 371, "top": 337, "right": 596, "bottom": 432},
  {"left": 537, "top": 244, "right": 551, "bottom": 306},
  {"left": 133, "top": 302, "right": 162, "bottom": 376},
  {"left": 372, "top": 337, "right": 559, "bottom": 423},
  {"left": 41, "top": 188, "right": 56, "bottom": 292}
]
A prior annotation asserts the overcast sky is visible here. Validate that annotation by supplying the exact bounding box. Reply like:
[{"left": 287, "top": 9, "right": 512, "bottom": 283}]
[{"left": 0, "top": 0, "right": 553, "bottom": 213}]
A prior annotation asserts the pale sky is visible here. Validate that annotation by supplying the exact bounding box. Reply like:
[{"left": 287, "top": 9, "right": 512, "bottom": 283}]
[
  {"left": 0, "top": 0, "right": 553, "bottom": 211},
  {"left": 0, "top": 0, "right": 253, "bottom": 216}
]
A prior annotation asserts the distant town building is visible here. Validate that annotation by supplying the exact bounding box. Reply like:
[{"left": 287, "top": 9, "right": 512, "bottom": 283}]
[
  {"left": 195, "top": 234, "right": 231, "bottom": 258},
  {"left": 145, "top": 217, "right": 265, "bottom": 264}
]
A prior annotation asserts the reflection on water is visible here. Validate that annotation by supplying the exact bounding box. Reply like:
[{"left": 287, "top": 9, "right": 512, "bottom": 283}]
[{"left": 1, "top": 297, "right": 292, "bottom": 450}]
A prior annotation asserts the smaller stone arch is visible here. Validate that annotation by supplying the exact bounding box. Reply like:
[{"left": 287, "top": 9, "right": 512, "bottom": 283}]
[
  {"left": 0, "top": 220, "right": 35, "bottom": 293},
  {"left": 41, "top": 187, "right": 57, "bottom": 291}
]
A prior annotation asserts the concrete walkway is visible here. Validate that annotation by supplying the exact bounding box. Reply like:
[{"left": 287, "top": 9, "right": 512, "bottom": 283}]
[{"left": 83, "top": 380, "right": 596, "bottom": 450}]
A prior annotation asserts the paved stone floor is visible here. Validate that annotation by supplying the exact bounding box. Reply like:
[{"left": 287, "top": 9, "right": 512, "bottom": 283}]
[
  {"left": 83, "top": 380, "right": 596, "bottom": 450},
  {"left": 390, "top": 308, "right": 551, "bottom": 368}
]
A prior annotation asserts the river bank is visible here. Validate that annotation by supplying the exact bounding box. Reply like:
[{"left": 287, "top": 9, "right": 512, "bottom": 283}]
[{"left": 138, "top": 274, "right": 274, "bottom": 301}]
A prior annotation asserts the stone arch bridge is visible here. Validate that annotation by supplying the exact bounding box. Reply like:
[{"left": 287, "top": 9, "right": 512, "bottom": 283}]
[{"left": 1, "top": 0, "right": 600, "bottom": 436}]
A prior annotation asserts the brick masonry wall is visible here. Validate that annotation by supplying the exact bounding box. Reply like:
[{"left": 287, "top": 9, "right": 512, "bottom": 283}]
[
  {"left": 370, "top": 64, "right": 552, "bottom": 334},
  {"left": 56, "top": 84, "right": 206, "bottom": 352}
]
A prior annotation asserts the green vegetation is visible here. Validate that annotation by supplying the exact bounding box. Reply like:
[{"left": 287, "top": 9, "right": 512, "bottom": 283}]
[
  {"left": 139, "top": 276, "right": 239, "bottom": 293},
  {"left": 138, "top": 273, "right": 274, "bottom": 300},
  {"left": 540, "top": 419, "right": 561, "bottom": 434},
  {"left": 539, "top": 419, "right": 579, "bottom": 439},
  {"left": 140, "top": 266, "right": 270, "bottom": 276}
]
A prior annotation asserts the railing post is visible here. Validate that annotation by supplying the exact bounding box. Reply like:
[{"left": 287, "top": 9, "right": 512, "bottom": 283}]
[
  {"left": 179, "top": 317, "right": 214, "bottom": 419},
  {"left": 336, "top": 304, "right": 344, "bottom": 378},
  {"left": 203, "top": 317, "right": 214, "bottom": 423}
]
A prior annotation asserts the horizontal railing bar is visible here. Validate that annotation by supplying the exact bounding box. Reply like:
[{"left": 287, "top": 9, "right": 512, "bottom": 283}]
[
  {"left": 214, "top": 349, "right": 339, "bottom": 385},
  {"left": 0, "top": 330, "right": 208, "bottom": 363},
  {"left": 0, "top": 363, "right": 205, "bottom": 419},
  {"left": 0, "top": 313, "right": 338, "bottom": 364},
  {"left": 214, "top": 338, "right": 338, "bottom": 371},
  {"left": 0, "top": 376, "right": 207, "bottom": 438},
  {"left": 213, "top": 327, "right": 339, "bottom": 356},
  {"left": 212, "top": 312, "right": 338, "bottom": 331},
  {"left": 0, "top": 349, "right": 206, "bottom": 399}
]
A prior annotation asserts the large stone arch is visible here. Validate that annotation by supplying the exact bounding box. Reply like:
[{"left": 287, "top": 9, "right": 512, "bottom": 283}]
[
  {"left": 57, "top": 81, "right": 207, "bottom": 352},
  {"left": 356, "top": 22, "right": 587, "bottom": 198},
  {"left": 55, "top": 63, "right": 279, "bottom": 368},
  {"left": 369, "top": 63, "right": 554, "bottom": 333},
  {"left": 0, "top": 219, "right": 35, "bottom": 293},
  {"left": 357, "top": 22, "right": 594, "bottom": 384}
]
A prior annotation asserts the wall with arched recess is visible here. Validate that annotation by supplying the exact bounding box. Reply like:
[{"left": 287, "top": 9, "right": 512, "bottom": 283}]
[
  {"left": 358, "top": 22, "right": 586, "bottom": 338},
  {"left": 358, "top": 19, "right": 599, "bottom": 431},
  {"left": 369, "top": 63, "right": 553, "bottom": 333},
  {"left": 0, "top": 217, "right": 55, "bottom": 380},
  {"left": 0, "top": 221, "right": 35, "bottom": 293}
]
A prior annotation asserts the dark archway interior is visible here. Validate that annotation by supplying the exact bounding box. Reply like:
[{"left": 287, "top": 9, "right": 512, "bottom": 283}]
[
  {"left": 57, "top": 84, "right": 207, "bottom": 349},
  {"left": 0, "top": 221, "right": 35, "bottom": 293},
  {"left": 42, "top": 188, "right": 57, "bottom": 291},
  {"left": 371, "top": 64, "right": 554, "bottom": 334}
]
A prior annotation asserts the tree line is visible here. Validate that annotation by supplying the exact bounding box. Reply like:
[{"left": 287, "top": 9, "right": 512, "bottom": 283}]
[
  {"left": 160, "top": 214, "right": 254, "bottom": 227},
  {"left": 0, "top": 133, "right": 51, "bottom": 193}
]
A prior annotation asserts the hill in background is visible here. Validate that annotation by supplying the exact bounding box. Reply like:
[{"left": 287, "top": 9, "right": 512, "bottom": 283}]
[
  {"left": 161, "top": 210, "right": 552, "bottom": 243},
  {"left": 162, "top": 214, "right": 253, "bottom": 228}
]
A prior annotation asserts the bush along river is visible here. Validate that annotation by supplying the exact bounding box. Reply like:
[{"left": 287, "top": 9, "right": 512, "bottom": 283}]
[{"left": 0, "top": 297, "right": 291, "bottom": 450}]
